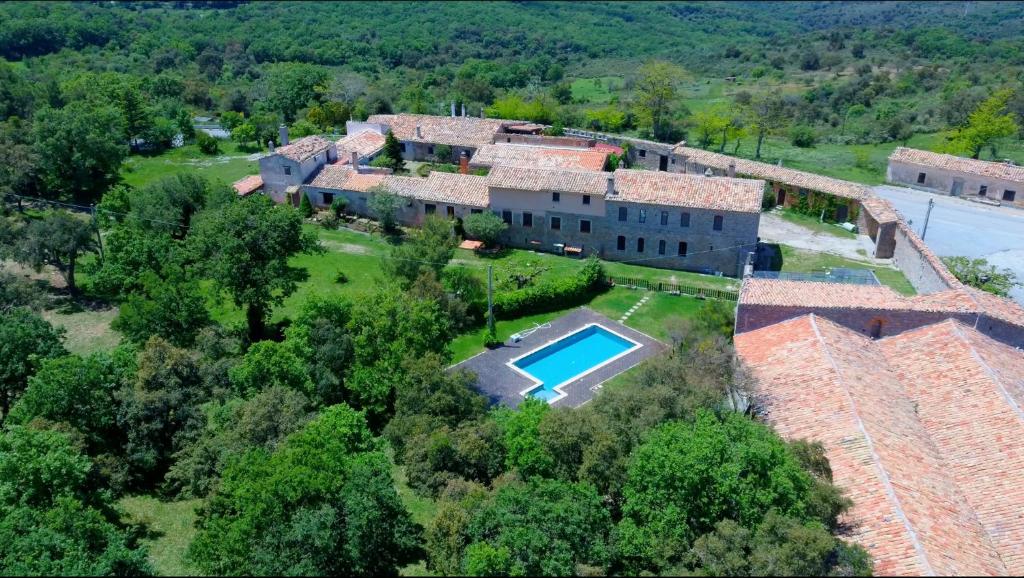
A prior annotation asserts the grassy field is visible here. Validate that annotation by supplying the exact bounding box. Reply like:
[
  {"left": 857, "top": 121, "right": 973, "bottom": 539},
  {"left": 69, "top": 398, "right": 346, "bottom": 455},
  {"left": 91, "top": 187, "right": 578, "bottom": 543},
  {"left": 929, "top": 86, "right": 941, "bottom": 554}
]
[
  {"left": 779, "top": 245, "right": 916, "bottom": 295},
  {"left": 121, "top": 141, "right": 258, "bottom": 190},
  {"left": 570, "top": 76, "right": 625, "bottom": 104},
  {"left": 41, "top": 306, "right": 121, "bottom": 355},
  {"left": 777, "top": 209, "right": 857, "bottom": 238},
  {"left": 119, "top": 496, "right": 201, "bottom": 576}
]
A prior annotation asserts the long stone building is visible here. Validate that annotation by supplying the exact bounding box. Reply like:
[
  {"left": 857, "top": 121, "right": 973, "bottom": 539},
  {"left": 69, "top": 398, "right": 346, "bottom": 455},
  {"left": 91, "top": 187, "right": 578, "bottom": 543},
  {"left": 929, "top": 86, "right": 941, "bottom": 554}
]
[{"left": 887, "top": 146, "right": 1024, "bottom": 209}]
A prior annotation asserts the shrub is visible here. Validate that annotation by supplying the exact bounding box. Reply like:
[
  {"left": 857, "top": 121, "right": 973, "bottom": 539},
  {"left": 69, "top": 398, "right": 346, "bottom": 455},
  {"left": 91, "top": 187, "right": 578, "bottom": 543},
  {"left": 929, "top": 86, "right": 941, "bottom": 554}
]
[
  {"left": 299, "top": 192, "right": 314, "bottom": 218},
  {"left": 789, "top": 125, "right": 816, "bottom": 148},
  {"left": 462, "top": 212, "right": 507, "bottom": 247},
  {"left": 330, "top": 196, "right": 348, "bottom": 217},
  {"left": 434, "top": 144, "right": 452, "bottom": 162},
  {"left": 320, "top": 212, "right": 340, "bottom": 229},
  {"left": 335, "top": 270, "right": 349, "bottom": 284},
  {"left": 196, "top": 130, "right": 220, "bottom": 155},
  {"left": 492, "top": 257, "right": 605, "bottom": 319}
]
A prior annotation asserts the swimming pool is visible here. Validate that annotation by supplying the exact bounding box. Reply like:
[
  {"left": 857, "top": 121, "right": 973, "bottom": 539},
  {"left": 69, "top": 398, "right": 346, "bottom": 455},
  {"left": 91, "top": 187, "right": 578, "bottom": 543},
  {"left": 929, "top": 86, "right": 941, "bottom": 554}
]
[{"left": 509, "top": 324, "right": 642, "bottom": 403}]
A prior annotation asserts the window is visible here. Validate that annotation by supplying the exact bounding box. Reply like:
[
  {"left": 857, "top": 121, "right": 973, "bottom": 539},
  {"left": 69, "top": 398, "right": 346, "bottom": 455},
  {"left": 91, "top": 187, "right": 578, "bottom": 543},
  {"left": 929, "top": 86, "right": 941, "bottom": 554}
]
[
  {"left": 617, "top": 235, "right": 626, "bottom": 251},
  {"left": 579, "top": 219, "right": 591, "bottom": 233},
  {"left": 660, "top": 211, "right": 669, "bottom": 226},
  {"left": 1004, "top": 190, "right": 1017, "bottom": 202},
  {"left": 713, "top": 215, "right": 724, "bottom": 231},
  {"left": 552, "top": 192, "right": 560, "bottom": 203},
  {"left": 639, "top": 209, "right": 647, "bottom": 223},
  {"left": 550, "top": 216, "right": 561, "bottom": 230},
  {"left": 323, "top": 192, "right": 334, "bottom": 205},
  {"left": 582, "top": 194, "right": 591, "bottom": 205},
  {"left": 917, "top": 172, "right": 926, "bottom": 184},
  {"left": 636, "top": 237, "right": 645, "bottom": 252},
  {"left": 979, "top": 185, "right": 988, "bottom": 196},
  {"left": 283, "top": 165, "right": 291, "bottom": 176},
  {"left": 678, "top": 241, "right": 688, "bottom": 256},
  {"left": 522, "top": 212, "right": 533, "bottom": 227},
  {"left": 500, "top": 210, "right": 513, "bottom": 224},
  {"left": 618, "top": 206, "right": 627, "bottom": 221},
  {"left": 400, "top": 143, "right": 407, "bottom": 153},
  {"left": 658, "top": 240, "right": 666, "bottom": 255},
  {"left": 447, "top": 206, "right": 455, "bottom": 218},
  {"left": 425, "top": 203, "right": 436, "bottom": 215},
  {"left": 680, "top": 212, "right": 691, "bottom": 227},
  {"left": 428, "top": 146, "right": 434, "bottom": 155},
  {"left": 471, "top": 208, "right": 483, "bottom": 214},
  {"left": 638, "top": 149, "right": 646, "bottom": 158}
]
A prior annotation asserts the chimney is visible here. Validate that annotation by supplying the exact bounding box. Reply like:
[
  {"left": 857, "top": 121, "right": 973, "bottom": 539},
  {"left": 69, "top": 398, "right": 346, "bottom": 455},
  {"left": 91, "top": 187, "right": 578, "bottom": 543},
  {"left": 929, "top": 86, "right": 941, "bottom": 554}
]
[
  {"left": 268, "top": 140, "right": 275, "bottom": 153},
  {"left": 777, "top": 159, "right": 783, "bottom": 167},
  {"left": 461, "top": 103, "right": 466, "bottom": 117},
  {"left": 279, "top": 125, "right": 289, "bottom": 146},
  {"left": 416, "top": 125, "right": 422, "bottom": 139},
  {"left": 481, "top": 108, "right": 486, "bottom": 119},
  {"left": 350, "top": 151, "right": 359, "bottom": 171},
  {"left": 451, "top": 101, "right": 456, "bottom": 117},
  {"left": 459, "top": 151, "right": 469, "bottom": 175},
  {"left": 606, "top": 175, "right": 616, "bottom": 196},
  {"left": 727, "top": 161, "right": 736, "bottom": 178}
]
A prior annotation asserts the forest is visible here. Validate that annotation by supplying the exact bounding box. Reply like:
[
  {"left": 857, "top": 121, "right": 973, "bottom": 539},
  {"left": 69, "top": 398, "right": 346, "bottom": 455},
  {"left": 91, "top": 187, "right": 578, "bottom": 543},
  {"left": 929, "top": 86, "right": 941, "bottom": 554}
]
[{"left": 0, "top": 1, "right": 1022, "bottom": 576}]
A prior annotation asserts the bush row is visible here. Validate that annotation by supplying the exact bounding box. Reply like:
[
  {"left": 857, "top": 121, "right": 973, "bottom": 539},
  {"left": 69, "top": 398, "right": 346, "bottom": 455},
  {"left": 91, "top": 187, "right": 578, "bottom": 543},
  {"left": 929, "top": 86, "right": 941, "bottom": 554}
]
[{"left": 492, "top": 257, "right": 606, "bottom": 319}]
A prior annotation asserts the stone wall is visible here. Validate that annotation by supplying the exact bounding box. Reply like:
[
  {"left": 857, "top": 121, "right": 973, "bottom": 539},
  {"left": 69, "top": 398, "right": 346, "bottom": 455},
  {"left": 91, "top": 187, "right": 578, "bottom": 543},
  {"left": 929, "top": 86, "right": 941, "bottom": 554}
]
[
  {"left": 400, "top": 141, "right": 478, "bottom": 163},
  {"left": 891, "top": 220, "right": 957, "bottom": 294},
  {"left": 496, "top": 134, "right": 594, "bottom": 148},
  {"left": 888, "top": 160, "right": 1023, "bottom": 209},
  {"left": 736, "top": 303, "right": 976, "bottom": 338}
]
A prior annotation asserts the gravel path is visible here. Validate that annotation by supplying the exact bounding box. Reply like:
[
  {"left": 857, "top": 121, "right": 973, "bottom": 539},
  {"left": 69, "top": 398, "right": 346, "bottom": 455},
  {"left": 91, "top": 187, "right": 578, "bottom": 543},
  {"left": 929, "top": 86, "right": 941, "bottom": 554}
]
[{"left": 758, "top": 211, "right": 877, "bottom": 261}]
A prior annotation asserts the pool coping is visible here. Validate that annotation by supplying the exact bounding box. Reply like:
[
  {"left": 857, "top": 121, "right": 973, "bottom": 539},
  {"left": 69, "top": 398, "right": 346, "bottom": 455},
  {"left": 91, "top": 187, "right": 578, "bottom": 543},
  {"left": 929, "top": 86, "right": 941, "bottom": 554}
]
[
  {"left": 451, "top": 307, "right": 668, "bottom": 409},
  {"left": 507, "top": 323, "right": 643, "bottom": 404}
]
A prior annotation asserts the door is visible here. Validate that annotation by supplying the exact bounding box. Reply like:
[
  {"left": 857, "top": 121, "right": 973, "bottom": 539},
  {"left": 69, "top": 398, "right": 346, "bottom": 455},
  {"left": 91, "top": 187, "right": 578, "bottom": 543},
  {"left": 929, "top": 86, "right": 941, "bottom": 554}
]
[
  {"left": 776, "top": 189, "right": 786, "bottom": 206},
  {"left": 659, "top": 154, "right": 669, "bottom": 171},
  {"left": 835, "top": 204, "right": 849, "bottom": 223},
  {"left": 951, "top": 179, "right": 964, "bottom": 197}
]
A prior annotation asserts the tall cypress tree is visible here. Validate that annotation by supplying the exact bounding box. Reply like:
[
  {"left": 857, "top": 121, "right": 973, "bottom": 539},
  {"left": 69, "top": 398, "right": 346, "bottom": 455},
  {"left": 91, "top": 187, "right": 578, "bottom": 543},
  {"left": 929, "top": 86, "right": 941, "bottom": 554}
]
[{"left": 382, "top": 130, "right": 406, "bottom": 172}]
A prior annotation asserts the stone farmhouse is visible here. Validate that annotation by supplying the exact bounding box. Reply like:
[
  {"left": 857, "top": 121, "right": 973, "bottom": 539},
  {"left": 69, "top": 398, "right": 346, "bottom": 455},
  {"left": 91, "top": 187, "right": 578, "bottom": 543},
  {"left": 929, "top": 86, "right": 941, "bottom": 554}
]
[
  {"left": 468, "top": 143, "right": 609, "bottom": 172},
  {"left": 887, "top": 146, "right": 1024, "bottom": 209},
  {"left": 364, "top": 112, "right": 542, "bottom": 163}
]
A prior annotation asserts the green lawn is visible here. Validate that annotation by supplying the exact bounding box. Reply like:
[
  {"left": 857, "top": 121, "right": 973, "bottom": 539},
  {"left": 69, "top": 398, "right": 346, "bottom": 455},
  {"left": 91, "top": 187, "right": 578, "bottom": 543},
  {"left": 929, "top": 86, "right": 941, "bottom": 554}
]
[
  {"left": 42, "top": 306, "right": 122, "bottom": 355},
  {"left": 779, "top": 245, "right": 916, "bottom": 295},
  {"left": 120, "top": 141, "right": 258, "bottom": 189},
  {"left": 119, "top": 496, "right": 201, "bottom": 576},
  {"left": 570, "top": 76, "right": 625, "bottom": 104},
  {"left": 777, "top": 209, "right": 857, "bottom": 238}
]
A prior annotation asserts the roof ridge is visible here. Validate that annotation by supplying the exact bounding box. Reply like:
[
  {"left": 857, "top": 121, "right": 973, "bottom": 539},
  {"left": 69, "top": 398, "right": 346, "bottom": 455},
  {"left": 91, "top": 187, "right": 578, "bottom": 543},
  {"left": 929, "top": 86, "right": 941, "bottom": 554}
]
[
  {"left": 807, "top": 314, "right": 937, "bottom": 577},
  {"left": 948, "top": 321, "right": 1024, "bottom": 426}
]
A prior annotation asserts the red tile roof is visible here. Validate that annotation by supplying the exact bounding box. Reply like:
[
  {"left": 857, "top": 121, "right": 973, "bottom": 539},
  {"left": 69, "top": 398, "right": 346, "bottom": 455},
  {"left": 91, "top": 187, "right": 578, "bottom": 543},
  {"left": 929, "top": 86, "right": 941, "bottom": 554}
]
[
  {"left": 336, "top": 130, "right": 385, "bottom": 162},
  {"left": 412, "top": 172, "right": 490, "bottom": 208},
  {"left": 273, "top": 135, "right": 334, "bottom": 163},
  {"left": 674, "top": 145, "right": 871, "bottom": 201},
  {"left": 486, "top": 165, "right": 610, "bottom": 196},
  {"left": 306, "top": 165, "right": 385, "bottom": 192},
  {"left": 736, "top": 314, "right": 1024, "bottom": 575},
  {"left": 860, "top": 195, "right": 899, "bottom": 224},
  {"left": 366, "top": 114, "right": 525, "bottom": 148},
  {"left": 232, "top": 174, "right": 263, "bottom": 196},
  {"left": 471, "top": 143, "right": 608, "bottom": 172},
  {"left": 889, "top": 147, "right": 1024, "bottom": 183},
  {"left": 611, "top": 169, "right": 764, "bottom": 213}
]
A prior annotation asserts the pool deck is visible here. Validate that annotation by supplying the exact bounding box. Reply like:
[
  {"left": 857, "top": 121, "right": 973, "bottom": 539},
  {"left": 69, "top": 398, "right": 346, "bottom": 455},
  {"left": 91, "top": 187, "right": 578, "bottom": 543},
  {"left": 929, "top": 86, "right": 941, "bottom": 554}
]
[{"left": 452, "top": 308, "right": 667, "bottom": 408}]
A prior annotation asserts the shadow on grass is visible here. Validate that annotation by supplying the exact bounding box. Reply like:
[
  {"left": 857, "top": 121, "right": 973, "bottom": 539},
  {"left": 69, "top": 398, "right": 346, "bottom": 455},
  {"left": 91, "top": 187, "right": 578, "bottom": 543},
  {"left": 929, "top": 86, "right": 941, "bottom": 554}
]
[{"left": 755, "top": 242, "right": 784, "bottom": 272}]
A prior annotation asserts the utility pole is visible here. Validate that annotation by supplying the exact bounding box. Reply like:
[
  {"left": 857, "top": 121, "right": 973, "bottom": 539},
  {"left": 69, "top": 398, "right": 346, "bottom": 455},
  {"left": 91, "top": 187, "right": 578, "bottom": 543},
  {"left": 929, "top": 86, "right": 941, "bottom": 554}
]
[
  {"left": 921, "top": 197, "right": 935, "bottom": 240},
  {"left": 487, "top": 265, "right": 495, "bottom": 337}
]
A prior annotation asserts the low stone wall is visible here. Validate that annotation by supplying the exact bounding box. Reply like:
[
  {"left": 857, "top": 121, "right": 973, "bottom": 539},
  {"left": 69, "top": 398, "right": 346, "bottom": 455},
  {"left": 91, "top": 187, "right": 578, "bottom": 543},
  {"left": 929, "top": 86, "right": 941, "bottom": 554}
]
[{"left": 890, "top": 220, "right": 958, "bottom": 294}]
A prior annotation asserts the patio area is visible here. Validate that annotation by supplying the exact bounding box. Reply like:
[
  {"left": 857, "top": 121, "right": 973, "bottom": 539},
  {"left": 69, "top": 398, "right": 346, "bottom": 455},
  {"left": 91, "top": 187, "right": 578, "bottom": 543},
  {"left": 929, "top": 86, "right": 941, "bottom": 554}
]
[{"left": 452, "top": 307, "right": 666, "bottom": 408}]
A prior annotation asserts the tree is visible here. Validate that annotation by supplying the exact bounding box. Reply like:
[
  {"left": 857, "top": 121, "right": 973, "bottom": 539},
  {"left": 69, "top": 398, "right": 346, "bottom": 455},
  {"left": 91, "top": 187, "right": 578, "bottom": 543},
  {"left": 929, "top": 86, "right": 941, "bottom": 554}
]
[
  {"left": 614, "top": 411, "right": 826, "bottom": 573},
  {"left": 230, "top": 122, "right": 257, "bottom": 148},
  {"left": 112, "top": 271, "right": 210, "bottom": 348},
  {"left": 166, "top": 386, "right": 314, "bottom": 498},
  {"left": 265, "top": 62, "right": 329, "bottom": 122},
  {"left": 460, "top": 478, "right": 612, "bottom": 576},
  {"left": 195, "top": 130, "right": 220, "bottom": 155},
  {"left": 942, "top": 256, "right": 1020, "bottom": 297},
  {"left": 0, "top": 308, "right": 66, "bottom": 420},
  {"left": 0, "top": 426, "right": 152, "bottom": 576},
  {"left": 493, "top": 397, "right": 554, "bottom": 478},
  {"left": 189, "top": 195, "right": 321, "bottom": 341},
  {"left": 188, "top": 404, "right": 421, "bottom": 576},
  {"left": 693, "top": 106, "right": 730, "bottom": 150},
  {"left": 13, "top": 210, "right": 98, "bottom": 293},
  {"left": 746, "top": 94, "right": 788, "bottom": 159},
  {"left": 376, "top": 129, "right": 406, "bottom": 172},
  {"left": 949, "top": 88, "right": 1018, "bottom": 159},
  {"left": 634, "top": 60, "right": 685, "bottom": 141},
  {"left": 32, "top": 102, "right": 128, "bottom": 202},
  {"left": 116, "top": 80, "right": 152, "bottom": 149},
  {"left": 0, "top": 118, "right": 41, "bottom": 198},
  {"left": 368, "top": 184, "right": 401, "bottom": 232},
  {"left": 385, "top": 215, "right": 457, "bottom": 286},
  {"left": 283, "top": 296, "right": 355, "bottom": 407},
  {"left": 789, "top": 124, "right": 817, "bottom": 148},
  {"left": 229, "top": 340, "right": 314, "bottom": 398},
  {"left": 299, "top": 190, "right": 314, "bottom": 217}
]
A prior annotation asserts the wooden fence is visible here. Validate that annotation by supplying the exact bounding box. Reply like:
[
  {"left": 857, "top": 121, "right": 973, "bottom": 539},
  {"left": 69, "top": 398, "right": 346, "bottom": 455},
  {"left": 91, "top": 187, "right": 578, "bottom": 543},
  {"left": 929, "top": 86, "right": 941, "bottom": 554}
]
[{"left": 605, "top": 275, "right": 739, "bottom": 301}]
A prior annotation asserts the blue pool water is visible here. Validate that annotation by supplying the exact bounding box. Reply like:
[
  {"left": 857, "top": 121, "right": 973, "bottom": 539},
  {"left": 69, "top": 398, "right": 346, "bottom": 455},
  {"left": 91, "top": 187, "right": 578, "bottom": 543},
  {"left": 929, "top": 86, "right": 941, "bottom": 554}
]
[{"left": 514, "top": 325, "right": 637, "bottom": 402}]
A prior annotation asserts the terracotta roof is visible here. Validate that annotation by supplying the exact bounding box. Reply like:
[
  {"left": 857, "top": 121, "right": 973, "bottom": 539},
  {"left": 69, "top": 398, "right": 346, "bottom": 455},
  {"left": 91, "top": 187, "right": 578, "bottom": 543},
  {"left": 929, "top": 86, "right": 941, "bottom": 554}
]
[
  {"left": 366, "top": 114, "right": 523, "bottom": 148},
  {"left": 486, "top": 165, "right": 609, "bottom": 196},
  {"left": 860, "top": 195, "right": 899, "bottom": 224},
  {"left": 736, "top": 314, "right": 1024, "bottom": 576},
  {"left": 593, "top": 142, "right": 624, "bottom": 155},
  {"left": 413, "top": 172, "right": 490, "bottom": 208},
  {"left": 674, "top": 146, "right": 871, "bottom": 201},
  {"left": 232, "top": 174, "right": 263, "bottom": 196},
  {"left": 611, "top": 169, "right": 764, "bottom": 213},
  {"left": 273, "top": 135, "right": 334, "bottom": 163},
  {"left": 964, "top": 286, "right": 1024, "bottom": 326},
  {"left": 336, "top": 130, "right": 385, "bottom": 162},
  {"left": 380, "top": 175, "right": 425, "bottom": 198},
  {"left": 889, "top": 147, "right": 1024, "bottom": 183},
  {"left": 471, "top": 144, "right": 608, "bottom": 172},
  {"left": 306, "top": 165, "right": 386, "bottom": 192}
]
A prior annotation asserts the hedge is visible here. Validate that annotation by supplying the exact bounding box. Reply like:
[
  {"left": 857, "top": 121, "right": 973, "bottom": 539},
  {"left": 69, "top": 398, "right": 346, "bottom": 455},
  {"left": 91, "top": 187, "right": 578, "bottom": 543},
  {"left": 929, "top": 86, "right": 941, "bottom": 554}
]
[{"left": 492, "top": 257, "right": 606, "bottom": 319}]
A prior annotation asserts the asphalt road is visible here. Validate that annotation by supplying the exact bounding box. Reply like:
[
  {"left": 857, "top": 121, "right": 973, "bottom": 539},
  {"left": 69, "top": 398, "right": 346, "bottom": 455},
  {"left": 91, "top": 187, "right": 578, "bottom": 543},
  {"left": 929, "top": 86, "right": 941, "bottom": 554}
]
[{"left": 874, "top": 185, "right": 1024, "bottom": 306}]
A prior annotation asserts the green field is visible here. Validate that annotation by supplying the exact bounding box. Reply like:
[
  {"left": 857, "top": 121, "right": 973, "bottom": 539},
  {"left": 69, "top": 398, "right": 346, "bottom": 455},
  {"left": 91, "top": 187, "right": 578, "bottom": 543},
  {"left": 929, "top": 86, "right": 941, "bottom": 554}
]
[
  {"left": 570, "top": 76, "right": 625, "bottom": 104},
  {"left": 777, "top": 209, "right": 858, "bottom": 239},
  {"left": 121, "top": 141, "right": 258, "bottom": 190},
  {"left": 119, "top": 496, "right": 201, "bottom": 576}
]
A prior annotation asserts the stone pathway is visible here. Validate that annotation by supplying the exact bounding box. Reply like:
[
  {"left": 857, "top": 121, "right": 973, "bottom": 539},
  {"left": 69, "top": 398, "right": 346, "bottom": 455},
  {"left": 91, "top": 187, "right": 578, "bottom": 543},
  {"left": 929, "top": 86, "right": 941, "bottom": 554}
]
[{"left": 619, "top": 292, "right": 651, "bottom": 323}]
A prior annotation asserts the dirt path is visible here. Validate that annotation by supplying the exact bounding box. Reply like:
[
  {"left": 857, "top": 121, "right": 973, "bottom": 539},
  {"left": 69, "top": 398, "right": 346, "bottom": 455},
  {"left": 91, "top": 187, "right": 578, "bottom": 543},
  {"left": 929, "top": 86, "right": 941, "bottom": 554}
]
[{"left": 758, "top": 212, "right": 877, "bottom": 262}]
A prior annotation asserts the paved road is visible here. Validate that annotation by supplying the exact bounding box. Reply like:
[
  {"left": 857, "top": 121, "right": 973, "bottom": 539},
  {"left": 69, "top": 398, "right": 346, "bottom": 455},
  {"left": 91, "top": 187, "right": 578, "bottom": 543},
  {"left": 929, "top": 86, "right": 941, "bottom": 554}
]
[{"left": 874, "top": 185, "right": 1024, "bottom": 305}]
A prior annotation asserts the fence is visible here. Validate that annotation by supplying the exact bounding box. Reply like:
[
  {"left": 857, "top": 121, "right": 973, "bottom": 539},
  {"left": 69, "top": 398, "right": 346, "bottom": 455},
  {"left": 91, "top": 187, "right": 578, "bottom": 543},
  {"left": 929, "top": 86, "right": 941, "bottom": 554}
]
[{"left": 605, "top": 275, "right": 739, "bottom": 301}]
